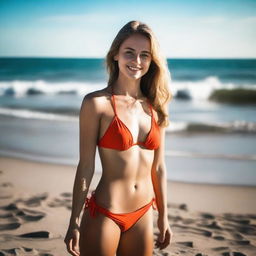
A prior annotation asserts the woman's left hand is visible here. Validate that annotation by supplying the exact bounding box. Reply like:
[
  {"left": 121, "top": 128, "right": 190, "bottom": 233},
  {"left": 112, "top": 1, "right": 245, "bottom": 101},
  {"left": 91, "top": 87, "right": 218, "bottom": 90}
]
[{"left": 155, "top": 215, "right": 173, "bottom": 250}]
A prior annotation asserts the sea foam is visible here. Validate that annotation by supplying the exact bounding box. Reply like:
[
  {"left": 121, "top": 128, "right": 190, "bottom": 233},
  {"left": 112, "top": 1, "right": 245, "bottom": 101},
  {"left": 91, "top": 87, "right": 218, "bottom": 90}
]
[{"left": 0, "top": 77, "right": 256, "bottom": 101}]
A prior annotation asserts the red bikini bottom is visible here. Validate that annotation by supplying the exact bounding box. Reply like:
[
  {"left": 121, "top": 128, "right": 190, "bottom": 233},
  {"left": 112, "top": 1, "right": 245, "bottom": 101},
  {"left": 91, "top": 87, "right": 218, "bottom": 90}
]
[{"left": 84, "top": 191, "right": 157, "bottom": 232}]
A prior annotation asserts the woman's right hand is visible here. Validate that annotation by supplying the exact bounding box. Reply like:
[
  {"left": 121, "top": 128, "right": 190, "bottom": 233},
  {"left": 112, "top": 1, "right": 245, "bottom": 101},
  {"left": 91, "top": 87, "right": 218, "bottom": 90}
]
[{"left": 64, "top": 226, "right": 80, "bottom": 256}]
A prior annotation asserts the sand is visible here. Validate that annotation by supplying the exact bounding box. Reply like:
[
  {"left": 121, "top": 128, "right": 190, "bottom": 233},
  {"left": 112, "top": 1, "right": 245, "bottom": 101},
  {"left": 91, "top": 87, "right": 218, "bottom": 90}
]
[{"left": 0, "top": 156, "right": 255, "bottom": 256}]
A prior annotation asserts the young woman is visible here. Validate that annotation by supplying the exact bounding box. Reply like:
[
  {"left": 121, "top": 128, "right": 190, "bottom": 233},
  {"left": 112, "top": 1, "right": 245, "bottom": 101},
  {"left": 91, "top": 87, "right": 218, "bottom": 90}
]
[{"left": 64, "top": 20, "right": 173, "bottom": 256}]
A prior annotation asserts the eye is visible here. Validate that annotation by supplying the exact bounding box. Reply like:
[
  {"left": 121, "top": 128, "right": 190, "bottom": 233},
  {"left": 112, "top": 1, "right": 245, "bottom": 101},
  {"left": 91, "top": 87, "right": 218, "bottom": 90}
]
[
  {"left": 125, "top": 51, "right": 133, "bottom": 55},
  {"left": 141, "top": 53, "right": 150, "bottom": 59}
]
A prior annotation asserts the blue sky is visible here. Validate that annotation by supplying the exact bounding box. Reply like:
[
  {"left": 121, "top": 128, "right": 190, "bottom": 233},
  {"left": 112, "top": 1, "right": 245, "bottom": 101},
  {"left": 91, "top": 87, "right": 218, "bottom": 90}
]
[{"left": 0, "top": 0, "right": 255, "bottom": 58}]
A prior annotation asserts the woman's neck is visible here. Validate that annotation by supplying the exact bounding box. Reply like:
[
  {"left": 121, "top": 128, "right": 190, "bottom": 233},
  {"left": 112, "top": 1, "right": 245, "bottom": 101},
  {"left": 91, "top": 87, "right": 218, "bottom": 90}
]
[{"left": 112, "top": 75, "right": 143, "bottom": 99}]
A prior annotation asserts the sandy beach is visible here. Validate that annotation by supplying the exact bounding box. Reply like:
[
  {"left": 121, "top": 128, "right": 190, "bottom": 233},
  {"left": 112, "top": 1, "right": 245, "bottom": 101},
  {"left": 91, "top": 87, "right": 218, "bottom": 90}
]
[{"left": 0, "top": 156, "right": 255, "bottom": 256}]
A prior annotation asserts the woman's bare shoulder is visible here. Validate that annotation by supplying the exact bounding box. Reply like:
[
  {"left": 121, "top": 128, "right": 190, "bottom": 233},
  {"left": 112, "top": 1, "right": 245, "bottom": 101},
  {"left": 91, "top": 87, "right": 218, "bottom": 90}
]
[{"left": 81, "top": 87, "right": 111, "bottom": 111}]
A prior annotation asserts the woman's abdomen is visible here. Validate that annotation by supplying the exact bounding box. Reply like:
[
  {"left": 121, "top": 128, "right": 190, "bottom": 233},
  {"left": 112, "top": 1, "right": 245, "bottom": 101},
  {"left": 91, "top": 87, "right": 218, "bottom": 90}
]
[{"left": 95, "top": 147, "right": 155, "bottom": 212}]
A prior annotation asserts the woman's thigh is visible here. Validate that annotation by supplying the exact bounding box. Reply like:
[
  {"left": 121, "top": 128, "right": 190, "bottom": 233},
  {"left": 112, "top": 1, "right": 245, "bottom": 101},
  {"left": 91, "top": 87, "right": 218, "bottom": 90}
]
[
  {"left": 79, "top": 209, "right": 121, "bottom": 256},
  {"left": 116, "top": 208, "right": 154, "bottom": 256}
]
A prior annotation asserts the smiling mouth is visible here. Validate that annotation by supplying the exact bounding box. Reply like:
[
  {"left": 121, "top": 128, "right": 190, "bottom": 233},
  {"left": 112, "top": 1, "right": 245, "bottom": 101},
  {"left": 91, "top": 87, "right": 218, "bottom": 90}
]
[{"left": 127, "top": 65, "right": 142, "bottom": 71}]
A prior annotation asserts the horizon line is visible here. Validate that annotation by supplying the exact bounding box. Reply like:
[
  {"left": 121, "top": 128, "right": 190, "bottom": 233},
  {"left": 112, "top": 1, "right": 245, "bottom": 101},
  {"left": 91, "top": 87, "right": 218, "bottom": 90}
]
[{"left": 1, "top": 56, "right": 256, "bottom": 60}]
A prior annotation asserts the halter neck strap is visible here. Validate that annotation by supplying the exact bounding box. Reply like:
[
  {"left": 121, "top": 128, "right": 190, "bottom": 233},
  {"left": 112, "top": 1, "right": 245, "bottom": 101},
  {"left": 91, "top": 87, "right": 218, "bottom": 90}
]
[
  {"left": 147, "top": 99, "right": 154, "bottom": 122},
  {"left": 111, "top": 94, "right": 117, "bottom": 116}
]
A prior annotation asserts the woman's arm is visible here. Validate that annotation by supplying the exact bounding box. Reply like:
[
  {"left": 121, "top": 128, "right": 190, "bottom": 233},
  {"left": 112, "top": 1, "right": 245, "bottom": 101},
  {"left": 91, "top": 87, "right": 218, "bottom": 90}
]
[
  {"left": 151, "top": 126, "right": 168, "bottom": 218},
  {"left": 68, "top": 93, "right": 101, "bottom": 229},
  {"left": 151, "top": 105, "right": 173, "bottom": 249},
  {"left": 65, "top": 93, "right": 101, "bottom": 255}
]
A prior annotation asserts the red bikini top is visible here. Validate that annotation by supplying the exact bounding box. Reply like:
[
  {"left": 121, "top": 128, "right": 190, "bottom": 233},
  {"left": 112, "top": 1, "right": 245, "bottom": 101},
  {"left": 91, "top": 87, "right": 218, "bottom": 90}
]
[{"left": 97, "top": 94, "right": 160, "bottom": 151}]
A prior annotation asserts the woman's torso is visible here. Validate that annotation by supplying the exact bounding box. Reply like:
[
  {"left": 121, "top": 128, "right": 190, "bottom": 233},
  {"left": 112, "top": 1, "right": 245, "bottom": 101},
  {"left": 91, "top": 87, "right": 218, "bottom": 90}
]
[{"left": 92, "top": 88, "right": 159, "bottom": 212}]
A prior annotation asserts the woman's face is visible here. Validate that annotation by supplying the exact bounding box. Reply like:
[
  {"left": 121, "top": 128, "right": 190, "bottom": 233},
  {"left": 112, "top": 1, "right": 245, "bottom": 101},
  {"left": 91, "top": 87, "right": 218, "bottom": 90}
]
[{"left": 114, "top": 33, "right": 152, "bottom": 81}]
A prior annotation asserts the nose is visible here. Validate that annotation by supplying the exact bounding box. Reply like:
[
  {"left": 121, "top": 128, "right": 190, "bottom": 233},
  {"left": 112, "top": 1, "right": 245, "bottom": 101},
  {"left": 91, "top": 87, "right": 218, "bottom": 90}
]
[{"left": 134, "top": 54, "right": 141, "bottom": 65}]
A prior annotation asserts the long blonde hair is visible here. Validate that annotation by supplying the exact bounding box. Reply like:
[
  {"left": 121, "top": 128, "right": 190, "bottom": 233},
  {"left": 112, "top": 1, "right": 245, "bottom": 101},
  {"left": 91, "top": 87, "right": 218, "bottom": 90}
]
[{"left": 106, "top": 20, "right": 172, "bottom": 127}]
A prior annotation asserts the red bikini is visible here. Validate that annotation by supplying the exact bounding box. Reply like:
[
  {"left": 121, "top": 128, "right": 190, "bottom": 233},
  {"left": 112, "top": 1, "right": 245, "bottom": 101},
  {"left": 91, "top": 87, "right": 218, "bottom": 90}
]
[
  {"left": 84, "top": 93, "right": 160, "bottom": 232},
  {"left": 97, "top": 94, "right": 160, "bottom": 151},
  {"left": 84, "top": 191, "right": 157, "bottom": 232}
]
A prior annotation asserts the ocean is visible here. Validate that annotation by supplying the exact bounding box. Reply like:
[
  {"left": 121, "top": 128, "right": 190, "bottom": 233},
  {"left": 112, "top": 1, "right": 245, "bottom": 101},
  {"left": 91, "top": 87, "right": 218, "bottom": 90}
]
[{"left": 0, "top": 58, "right": 255, "bottom": 185}]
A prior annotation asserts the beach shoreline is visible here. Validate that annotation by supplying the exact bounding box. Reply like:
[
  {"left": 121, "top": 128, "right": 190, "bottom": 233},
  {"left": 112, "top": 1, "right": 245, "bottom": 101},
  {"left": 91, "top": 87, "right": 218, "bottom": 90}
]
[{"left": 0, "top": 156, "right": 255, "bottom": 255}]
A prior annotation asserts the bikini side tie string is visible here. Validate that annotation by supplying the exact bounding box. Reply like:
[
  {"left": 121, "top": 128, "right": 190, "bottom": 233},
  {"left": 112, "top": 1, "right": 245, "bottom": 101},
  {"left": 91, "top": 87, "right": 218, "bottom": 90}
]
[{"left": 84, "top": 193, "right": 97, "bottom": 217}]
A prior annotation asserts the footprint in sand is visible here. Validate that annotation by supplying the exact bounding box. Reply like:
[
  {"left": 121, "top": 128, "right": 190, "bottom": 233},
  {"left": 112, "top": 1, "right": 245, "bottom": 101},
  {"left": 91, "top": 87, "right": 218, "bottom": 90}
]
[
  {"left": 0, "top": 182, "right": 14, "bottom": 199},
  {"left": 0, "top": 231, "right": 58, "bottom": 245},
  {"left": 212, "top": 246, "right": 230, "bottom": 251},
  {"left": 223, "top": 213, "right": 250, "bottom": 221},
  {"left": 0, "top": 212, "right": 19, "bottom": 223},
  {"left": 176, "top": 241, "right": 193, "bottom": 247},
  {"left": 222, "top": 251, "right": 247, "bottom": 256},
  {"left": 0, "top": 207, "right": 21, "bottom": 231},
  {"left": 213, "top": 235, "right": 225, "bottom": 240},
  {"left": 200, "top": 212, "right": 215, "bottom": 219},
  {"left": 16, "top": 192, "right": 48, "bottom": 207},
  {"left": 224, "top": 216, "right": 250, "bottom": 225},
  {"left": 19, "top": 230, "right": 52, "bottom": 238},
  {"left": 16, "top": 208, "right": 46, "bottom": 221},
  {"left": 172, "top": 224, "right": 212, "bottom": 237},
  {"left": 0, "top": 246, "right": 54, "bottom": 256},
  {"left": 0, "top": 201, "right": 46, "bottom": 232},
  {"left": 0, "top": 192, "right": 48, "bottom": 209},
  {"left": 0, "top": 203, "right": 18, "bottom": 211},
  {"left": 60, "top": 192, "right": 72, "bottom": 197},
  {"left": 198, "top": 220, "right": 222, "bottom": 230},
  {"left": 181, "top": 218, "right": 196, "bottom": 225},
  {"left": 179, "top": 203, "right": 188, "bottom": 211},
  {"left": 0, "top": 222, "right": 21, "bottom": 231},
  {"left": 230, "top": 232, "right": 245, "bottom": 240},
  {"left": 0, "top": 203, "right": 46, "bottom": 221},
  {"left": 222, "top": 213, "right": 254, "bottom": 233},
  {"left": 167, "top": 202, "right": 188, "bottom": 211},
  {"left": 47, "top": 192, "right": 72, "bottom": 210},
  {"left": 229, "top": 239, "right": 251, "bottom": 245},
  {"left": 0, "top": 212, "right": 14, "bottom": 218},
  {"left": 247, "top": 214, "right": 256, "bottom": 219},
  {"left": 222, "top": 221, "right": 256, "bottom": 236},
  {"left": 167, "top": 214, "right": 183, "bottom": 222}
]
